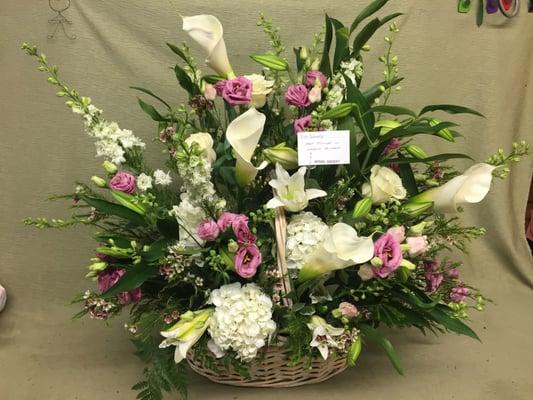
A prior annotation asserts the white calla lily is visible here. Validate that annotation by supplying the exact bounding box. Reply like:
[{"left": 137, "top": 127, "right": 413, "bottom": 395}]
[
  {"left": 182, "top": 15, "right": 235, "bottom": 78},
  {"left": 299, "top": 223, "right": 374, "bottom": 282},
  {"left": 410, "top": 163, "right": 496, "bottom": 213},
  {"left": 266, "top": 163, "right": 327, "bottom": 212},
  {"left": 159, "top": 309, "right": 213, "bottom": 363},
  {"left": 226, "top": 108, "right": 268, "bottom": 186}
]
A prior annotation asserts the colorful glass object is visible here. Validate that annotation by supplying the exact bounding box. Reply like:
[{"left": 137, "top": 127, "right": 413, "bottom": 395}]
[
  {"left": 458, "top": 0, "right": 472, "bottom": 13},
  {"left": 486, "top": 0, "right": 499, "bottom": 13},
  {"left": 499, "top": 0, "right": 520, "bottom": 17}
]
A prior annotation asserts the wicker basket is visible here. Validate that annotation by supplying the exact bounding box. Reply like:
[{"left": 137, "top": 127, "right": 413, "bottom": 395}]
[{"left": 186, "top": 207, "right": 348, "bottom": 387}]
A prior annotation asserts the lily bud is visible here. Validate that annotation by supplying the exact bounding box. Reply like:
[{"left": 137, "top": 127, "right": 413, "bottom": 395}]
[
  {"left": 375, "top": 120, "right": 401, "bottom": 136},
  {"left": 227, "top": 239, "right": 239, "bottom": 253},
  {"left": 401, "top": 201, "right": 433, "bottom": 217},
  {"left": 408, "top": 221, "right": 427, "bottom": 236},
  {"left": 299, "top": 46, "right": 309, "bottom": 60},
  {"left": 263, "top": 143, "right": 299, "bottom": 170},
  {"left": 405, "top": 144, "right": 428, "bottom": 159},
  {"left": 102, "top": 160, "right": 117, "bottom": 174},
  {"left": 91, "top": 176, "right": 107, "bottom": 188},
  {"left": 399, "top": 259, "right": 416, "bottom": 270},
  {"left": 352, "top": 198, "right": 372, "bottom": 219},
  {"left": 310, "top": 58, "right": 321, "bottom": 71},
  {"left": 370, "top": 256, "right": 383, "bottom": 267},
  {"left": 88, "top": 261, "right": 108, "bottom": 272},
  {"left": 429, "top": 118, "right": 454, "bottom": 141}
]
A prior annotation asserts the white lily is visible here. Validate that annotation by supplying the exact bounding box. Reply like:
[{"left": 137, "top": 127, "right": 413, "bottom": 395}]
[
  {"left": 159, "top": 309, "right": 213, "bottom": 363},
  {"left": 266, "top": 163, "right": 326, "bottom": 212},
  {"left": 182, "top": 15, "right": 235, "bottom": 79},
  {"left": 226, "top": 108, "right": 268, "bottom": 186},
  {"left": 410, "top": 163, "right": 496, "bottom": 213},
  {"left": 307, "top": 316, "right": 345, "bottom": 360},
  {"left": 299, "top": 223, "right": 374, "bottom": 282}
]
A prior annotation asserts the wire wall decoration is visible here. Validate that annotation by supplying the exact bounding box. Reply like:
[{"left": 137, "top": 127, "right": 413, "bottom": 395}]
[{"left": 48, "top": 0, "right": 76, "bottom": 40}]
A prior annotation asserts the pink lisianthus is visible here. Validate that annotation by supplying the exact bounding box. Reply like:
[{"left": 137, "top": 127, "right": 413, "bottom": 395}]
[
  {"left": 109, "top": 171, "right": 136, "bottom": 194},
  {"left": 234, "top": 244, "right": 261, "bottom": 278},
  {"left": 372, "top": 233, "right": 403, "bottom": 278},
  {"left": 220, "top": 76, "right": 252, "bottom": 105},
  {"left": 387, "top": 226, "right": 405, "bottom": 243},
  {"left": 424, "top": 261, "right": 443, "bottom": 293},
  {"left": 197, "top": 219, "right": 220, "bottom": 241},
  {"left": 406, "top": 236, "right": 429, "bottom": 257},
  {"left": 447, "top": 268, "right": 460, "bottom": 279},
  {"left": 97, "top": 269, "right": 142, "bottom": 304},
  {"left": 450, "top": 287, "right": 470, "bottom": 302},
  {"left": 305, "top": 70, "right": 328, "bottom": 88},
  {"left": 217, "top": 212, "right": 249, "bottom": 232},
  {"left": 294, "top": 115, "right": 312, "bottom": 133},
  {"left": 339, "top": 302, "right": 359, "bottom": 318},
  {"left": 285, "top": 84, "right": 311, "bottom": 107},
  {"left": 232, "top": 218, "right": 256, "bottom": 245},
  {"left": 383, "top": 138, "right": 401, "bottom": 154}
]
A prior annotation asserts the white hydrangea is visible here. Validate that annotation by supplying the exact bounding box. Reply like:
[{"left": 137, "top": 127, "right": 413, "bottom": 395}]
[
  {"left": 208, "top": 283, "right": 276, "bottom": 361},
  {"left": 170, "top": 193, "right": 206, "bottom": 247},
  {"left": 153, "top": 169, "right": 172, "bottom": 186},
  {"left": 286, "top": 212, "right": 328, "bottom": 270},
  {"left": 136, "top": 173, "right": 153, "bottom": 191}
]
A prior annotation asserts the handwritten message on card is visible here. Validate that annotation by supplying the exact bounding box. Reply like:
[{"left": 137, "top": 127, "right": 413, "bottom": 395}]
[{"left": 297, "top": 130, "right": 350, "bottom": 166}]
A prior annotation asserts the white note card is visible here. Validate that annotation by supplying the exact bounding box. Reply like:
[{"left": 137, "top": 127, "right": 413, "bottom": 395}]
[{"left": 297, "top": 130, "right": 350, "bottom": 166}]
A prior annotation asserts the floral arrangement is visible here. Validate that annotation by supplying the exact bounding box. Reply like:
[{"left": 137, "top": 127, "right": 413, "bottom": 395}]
[{"left": 22, "top": 1, "right": 530, "bottom": 399}]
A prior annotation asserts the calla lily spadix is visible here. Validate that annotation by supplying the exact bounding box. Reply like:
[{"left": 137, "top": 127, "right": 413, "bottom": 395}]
[
  {"left": 159, "top": 309, "right": 213, "bottom": 363},
  {"left": 182, "top": 15, "right": 235, "bottom": 79},
  {"left": 299, "top": 223, "right": 374, "bottom": 282},
  {"left": 409, "top": 163, "right": 496, "bottom": 213},
  {"left": 266, "top": 163, "right": 327, "bottom": 212},
  {"left": 226, "top": 107, "right": 268, "bottom": 186}
]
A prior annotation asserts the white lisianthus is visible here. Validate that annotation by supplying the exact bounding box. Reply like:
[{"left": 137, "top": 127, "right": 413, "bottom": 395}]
[
  {"left": 362, "top": 165, "right": 407, "bottom": 204},
  {"left": 299, "top": 223, "right": 374, "bottom": 282},
  {"left": 266, "top": 163, "right": 327, "bottom": 212},
  {"left": 244, "top": 74, "right": 274, "bottom": 108},
  {"left": 185, "top": 132, "right": 217, "bottom": 164},
  {"left": 159, "top": 309, "right": 213, "bottom": 363},
  {"left": 153, "top": 170, "right": 172, "bottom": 186},
  {"left": 286, "top": 212, "right": 328, "bottom": 270},
  {"left": 136, "top": 173, "right": 153, "bottom": 191},
  {"left": 409, "top": 163, "right": 496, "bottom": 213},
  {"left": 226, "top": 108, "right": 268, "bottom": 186},
  {"left": 208, "top": 283, "right": 276, "bottom": 361},
  {"left": 182, "top": 15, "right": 235, "bottom": 79},
  {"left": 307, "top": 316, "right": 345, "bottom": 360}
]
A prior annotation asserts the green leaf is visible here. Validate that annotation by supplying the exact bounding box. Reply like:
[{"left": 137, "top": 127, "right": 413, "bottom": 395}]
[
  {"left": 166, "top": 42, "right": 188, "bottom": 62},
  {"left": 174, "top": 65, "right": 197, "bottom": 95},
  {"left": 110, "top": 190, "right": 146, "bottom": 215},
  {"left": 429, "top": 305, "right": 481, "bottom": 341},
  {"left": 130, "top": 86, "right": 171, "bottom": 110},
  {"left": 352, "top": 18, "right": 380, "bottom": 55},
  {"left": 350, "top": 0, "right": 389, "bottom": 33},
  {"left": 347, "top": 336, "right": 362, "bottom": 367},
  {"left": 398, "top": 163, "right": 418, "bottom": 196},
  {"left": 156, "top": 217, "right": 179, "bottom": 239},
  {"left": 142, "top": 237, "right": 173, "bottom": 263},
  {"left": 78, "top": 194, "right": 146, "bottom": 225},
  {"left": 419, "top": 104, "right": 484, "bottom": 118},
  {"left": 372, "top": 105, "right": 417, "bottom": 117},
  {"left": 476, "top": 0, "right": 484, "bottom": 27},
  {"left": 293, "top": 47, "right": 305, "bottom": 72},
  {"left": 319, "top": 14, "right": 334, "bottom": 76},
  {"left": 333, "top": 25, "right": 350, "bottom": 71},
  {"left": 137, "top": 98, "right": 166, "bottom": 122},
  {"left": 345, "top": 77, "right": 376, "bottom": 142},
  {"left": 363, "top": 77, "right": 403, "bottom": 103},
  {"left": 321, "top": 103, "right": 355, "bottom": 119},
  {"left": 359, "top": 323, "right": 404, "bottom": 375},
  {"left": 102, "top": 264, "right": 158, "bottom": 298},
  {"left": 250, "top": 54, "right": 289, "bottom": 71},
  {"left": 202, "top": 74, "right": 225, "bottom": 84},
  {"left": 337, "top": 115, "right": 360, "bottom": 175},
  {"left": 380, "top": 153, "right": 474, "bottom": 165}
]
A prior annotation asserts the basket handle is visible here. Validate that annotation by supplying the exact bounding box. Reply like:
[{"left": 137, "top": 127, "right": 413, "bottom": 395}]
[{"left": 274, "top": 207, "right": 293, "bottom": 307}]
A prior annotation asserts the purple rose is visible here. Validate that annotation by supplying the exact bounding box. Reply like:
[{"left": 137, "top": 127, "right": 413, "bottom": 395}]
[
  {"left": 450, "top": 287, "right": 470, "bottom": 302},
  {"left": 285, "top": 84, "right": 311, "bottom": 107},
  {"left": 98, "top": 269, "right": 142, "bottom": 305},
  {"left": 294, "top": 115, "right": 312, "bottom": 133},
  {"left": 232, "top": 218, "right": 256, "bottom": 245},
  {"left": 234, "top": 244, "right": 261, "bottom": 278},
  {"left": 372, "top": 233, "right": 403, "bottom": 278},
  {"left": 305, "top": 70, "right": 327, "bottom": 88},
  {"left": 197, "top": 219, "right": 220, "bottom": 241},
  {"left": 221, "top": 76, "right": 252, "bottom": 105},
  {"left": 217, "top": 212, "right": 248, "bottom": 232},
  {"left": 109, "top": 171, "right": 136, "bottom": 194}
]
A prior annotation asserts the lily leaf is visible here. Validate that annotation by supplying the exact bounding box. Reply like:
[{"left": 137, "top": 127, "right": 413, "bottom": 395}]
[
  {"left": 419, "top": 104, "right": 484, "bottom": 118},
  {"left": 380, "top": 153, "right": 474, "bottom": 165},
  {"left": 78, "top": 194, "right": 146, "bottom": 226},
  {"left": 359, "top": 323, "right": 404, "bottom": 375},
  {"left": 350, "top": 0, "right": 389, "bottom": 33},
  {"left": 102, "top": 264, "right": 158, "bottom": 298},
  {"left": 174, "top": 65, "right": 197, "bottom": 95},
  {"left": 319, "top": 14, "right": 334, "bottom": 76},
  {"left": 130, "top": 86, "right": 171, "bottom": 110},
  {"left": 137, "top": 98, "right": 166, "bottom": 122},
  {"left": 363, "top": 77, "right": 403, "bottom": 103},
  {"left": 429, "top": 305, "right": 481, "bottom": 341},
  {"left": 372, "top": 105, "right": 417, "bottom": 118}
]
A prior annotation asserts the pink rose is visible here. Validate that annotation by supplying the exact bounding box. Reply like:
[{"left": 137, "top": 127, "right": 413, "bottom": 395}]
[
  {"left": 109, "top": 171, "right": 136, "bottom": 194},
  {"left": 294, "top": 115, "right": 312, "bottom": 133},
  {"left": 217, "top": 212, "right": 248, "bottom": 232},
  {"left": 197, "top": 219, "right": 221, "bottom": 241},
  {"left": 97, "top": 269, "right": 142, "bottom": 305},
  {"left": 339, "top": 302, "right": 359, "bottom": 318},
  {"left": 285, "top": 84, "right": 310, "bottom": 107},
  {"left": 305, "top": 70, "right": 328, "bottom": 88},
  {"left": 372, "top": 233, "right": 403, "bottom": 278},
  {"left": 234, "top": 244, "right": 261, "bottom": 278},
  {"left": 232, "top": 218, "right": 256, "bottom": 245},
  {"left": 450, "top": 287, "right": 470, "bottom": 302},
  {"left": 220, "top": 76, "right": 252, "bottom": 105},
  {"left": 406, "top": 236, "right": 428, "bottom": 257},
  {"left": 387, "top": 226, "right": 405, "bottom": 243}
]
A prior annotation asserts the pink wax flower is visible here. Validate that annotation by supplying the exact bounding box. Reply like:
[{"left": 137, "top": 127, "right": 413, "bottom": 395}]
[
  {"left": 234, "top": 244, "right": 262, "bottom": 278},
  {"left": 447, "top": 268, "right": 460, "bottom": 279},
  {"left": 406, "top": 236, "right": 429, "bottom": 257},
  {"left": 232, "top": 218, "right": 256, "bottom": 245},
  {"left": 339, "top": 302, "right": 359, "bottom": 318},
  {"left": 197, "top": 219, "right": 220, "bottom": 241},
  {"left": 217, "top": 212, "right": 248, "bottom": 232},
  {"left": 108, "top": 171, "right": 136, "bottom": 194},
  {"left": 98, "top": 269, "right": 142, "bottom": 304},
  {"left": 285, "top": 84, "right": 311, "bottom": 107},
  {"left": 294, "top": 115, "right": 312, "bottom": 133},
  {"left": 450, "top": 287, "right": 470, "bottom": 302},
  {"left": 305, "top": 70, "right": 328, "bottom": 88},
  {"left": 383, "top": 138, "right": 401, "bottom": 154},
  {"left": 372, "top": 233, "right": 403, "bottom": 278},
  {"left": 387, "top": 226, "right": 405, "bottom": 243},
  {"left": 221, "top": 76, "right": 252, "bottom": 105},
  {"left": 159, "top": 126, "right": 175, "bottom": 143}
]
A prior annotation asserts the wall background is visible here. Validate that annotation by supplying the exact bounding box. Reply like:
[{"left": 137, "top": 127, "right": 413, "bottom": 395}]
[{"left": 0, "top": 1, "right": 532, "bottom": 399}]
